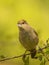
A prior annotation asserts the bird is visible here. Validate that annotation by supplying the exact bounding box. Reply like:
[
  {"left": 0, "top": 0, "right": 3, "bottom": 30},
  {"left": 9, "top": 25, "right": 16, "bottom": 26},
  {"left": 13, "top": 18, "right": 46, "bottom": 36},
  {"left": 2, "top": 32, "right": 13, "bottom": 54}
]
[{"left": 17, "top": 20, "right": 39, "bottom": 58}]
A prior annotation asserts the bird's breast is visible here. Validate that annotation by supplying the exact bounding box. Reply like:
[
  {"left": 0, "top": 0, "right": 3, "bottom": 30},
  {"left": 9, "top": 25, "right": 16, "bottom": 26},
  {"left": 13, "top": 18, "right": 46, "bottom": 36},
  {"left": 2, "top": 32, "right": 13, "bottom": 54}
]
[{"left": 19, "top": 30, "right": 38, "bottom": 50}]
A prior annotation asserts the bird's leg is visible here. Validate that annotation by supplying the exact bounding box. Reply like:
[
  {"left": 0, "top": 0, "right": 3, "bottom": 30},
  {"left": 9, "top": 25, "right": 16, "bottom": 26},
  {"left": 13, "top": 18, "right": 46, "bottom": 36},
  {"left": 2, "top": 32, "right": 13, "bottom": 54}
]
[
  {"left": 22, "top": 50, "right": 28, "bottom": 62},
  {"left": 24, "top": 50, "right": 27, "bottom": 54},
  {"left": 23, "top": 50, "right": 27, "bottom": 59}
]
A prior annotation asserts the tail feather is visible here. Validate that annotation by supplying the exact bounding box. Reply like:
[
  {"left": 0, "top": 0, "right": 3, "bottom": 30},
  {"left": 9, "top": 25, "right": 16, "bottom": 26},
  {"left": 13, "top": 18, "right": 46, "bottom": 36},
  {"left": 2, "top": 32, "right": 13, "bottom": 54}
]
[{"left": 30, "top": 49, "right": 36, "bottom": 58}]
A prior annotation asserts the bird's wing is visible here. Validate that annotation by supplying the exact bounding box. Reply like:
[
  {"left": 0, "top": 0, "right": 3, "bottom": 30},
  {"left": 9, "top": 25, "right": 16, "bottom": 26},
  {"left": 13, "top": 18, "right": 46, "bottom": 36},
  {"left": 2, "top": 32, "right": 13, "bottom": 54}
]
[
  {"left": 32, "top": 29, "right": 38, "bottom": 36},
  {"left": 28, "top": 27, "right": 38, "bottom": 37},
  {"left": 28, "top": 28, "right": 39, "bottom": 44}
]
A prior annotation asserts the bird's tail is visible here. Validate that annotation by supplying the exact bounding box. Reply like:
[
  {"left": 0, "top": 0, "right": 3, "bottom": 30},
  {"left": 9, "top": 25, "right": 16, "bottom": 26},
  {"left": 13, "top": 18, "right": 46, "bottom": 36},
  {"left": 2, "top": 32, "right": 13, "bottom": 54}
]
[{"left": 30, "top": 49, "right": 36, "bottom": 58}]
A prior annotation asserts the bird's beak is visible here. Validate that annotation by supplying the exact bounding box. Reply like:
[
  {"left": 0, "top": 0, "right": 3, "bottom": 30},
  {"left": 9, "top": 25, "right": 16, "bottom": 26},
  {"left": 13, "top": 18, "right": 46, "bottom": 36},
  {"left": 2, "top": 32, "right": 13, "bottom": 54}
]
[{"left": 17, "top": 24, "right": 22, "bottom": 27}]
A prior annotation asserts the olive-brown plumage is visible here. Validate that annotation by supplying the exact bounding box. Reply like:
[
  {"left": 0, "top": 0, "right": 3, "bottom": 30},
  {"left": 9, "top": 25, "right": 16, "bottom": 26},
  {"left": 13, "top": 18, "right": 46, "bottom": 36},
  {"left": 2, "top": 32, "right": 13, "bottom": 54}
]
[{"left": 17, "top": 20, "right": 39, "bottom": 58}]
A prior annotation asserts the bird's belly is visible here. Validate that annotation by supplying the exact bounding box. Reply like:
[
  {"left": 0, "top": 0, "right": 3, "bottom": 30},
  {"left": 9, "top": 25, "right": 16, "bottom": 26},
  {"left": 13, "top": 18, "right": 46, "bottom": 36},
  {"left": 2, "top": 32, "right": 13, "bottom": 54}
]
[{"left": 19, "top": 32, "right": 37, "bottom": 50}]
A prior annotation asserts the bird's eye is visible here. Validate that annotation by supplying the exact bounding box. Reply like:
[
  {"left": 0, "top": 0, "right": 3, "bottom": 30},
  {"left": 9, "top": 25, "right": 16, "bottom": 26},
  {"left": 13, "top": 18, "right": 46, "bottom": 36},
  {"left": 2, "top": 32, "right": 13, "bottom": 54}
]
[{"left": 22, "top": 22, "right": 24, "bottom": 24}]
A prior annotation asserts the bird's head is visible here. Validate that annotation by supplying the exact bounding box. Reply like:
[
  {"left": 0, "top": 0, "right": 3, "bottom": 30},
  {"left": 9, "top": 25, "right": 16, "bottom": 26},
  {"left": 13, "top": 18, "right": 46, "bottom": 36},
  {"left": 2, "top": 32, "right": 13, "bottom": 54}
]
[{"left": 17, "top": 20, "right": 28, "bottom": 30}]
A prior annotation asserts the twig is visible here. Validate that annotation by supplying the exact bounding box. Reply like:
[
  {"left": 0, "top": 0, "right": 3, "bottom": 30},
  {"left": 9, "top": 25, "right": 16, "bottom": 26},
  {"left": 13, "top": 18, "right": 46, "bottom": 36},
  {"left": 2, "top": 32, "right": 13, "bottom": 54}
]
[
  {"left": 0, "top": 53, "right": 31, "bottom": 62},
  {"left": 38, "top": 45, "right": 49, "bottom": 53},
  {"left": 38, "top": 47, "right": 49, "bottom": 61},
  {"left": 0, "top": 43, "right": 49, "bottom": 62}
]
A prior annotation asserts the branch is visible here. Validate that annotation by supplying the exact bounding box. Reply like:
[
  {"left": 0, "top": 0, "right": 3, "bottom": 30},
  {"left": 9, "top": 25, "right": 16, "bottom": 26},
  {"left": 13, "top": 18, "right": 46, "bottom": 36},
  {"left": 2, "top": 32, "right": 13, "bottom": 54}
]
[
  {"left": 0, "top": 45, "right": 49, "bottom": 62},
  {"left": 0, "top": 39, "right": 49, "bottom": 62},
  {"left": 0, "top": 52, "right": 31, "bottom": 62}
]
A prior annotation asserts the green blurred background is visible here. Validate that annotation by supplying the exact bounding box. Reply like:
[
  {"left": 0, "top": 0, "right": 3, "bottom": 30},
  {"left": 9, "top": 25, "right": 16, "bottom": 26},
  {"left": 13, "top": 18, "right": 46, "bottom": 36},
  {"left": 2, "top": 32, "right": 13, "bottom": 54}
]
[{"left": 0, "top": 0, "right": 49, "bottom": 65}]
